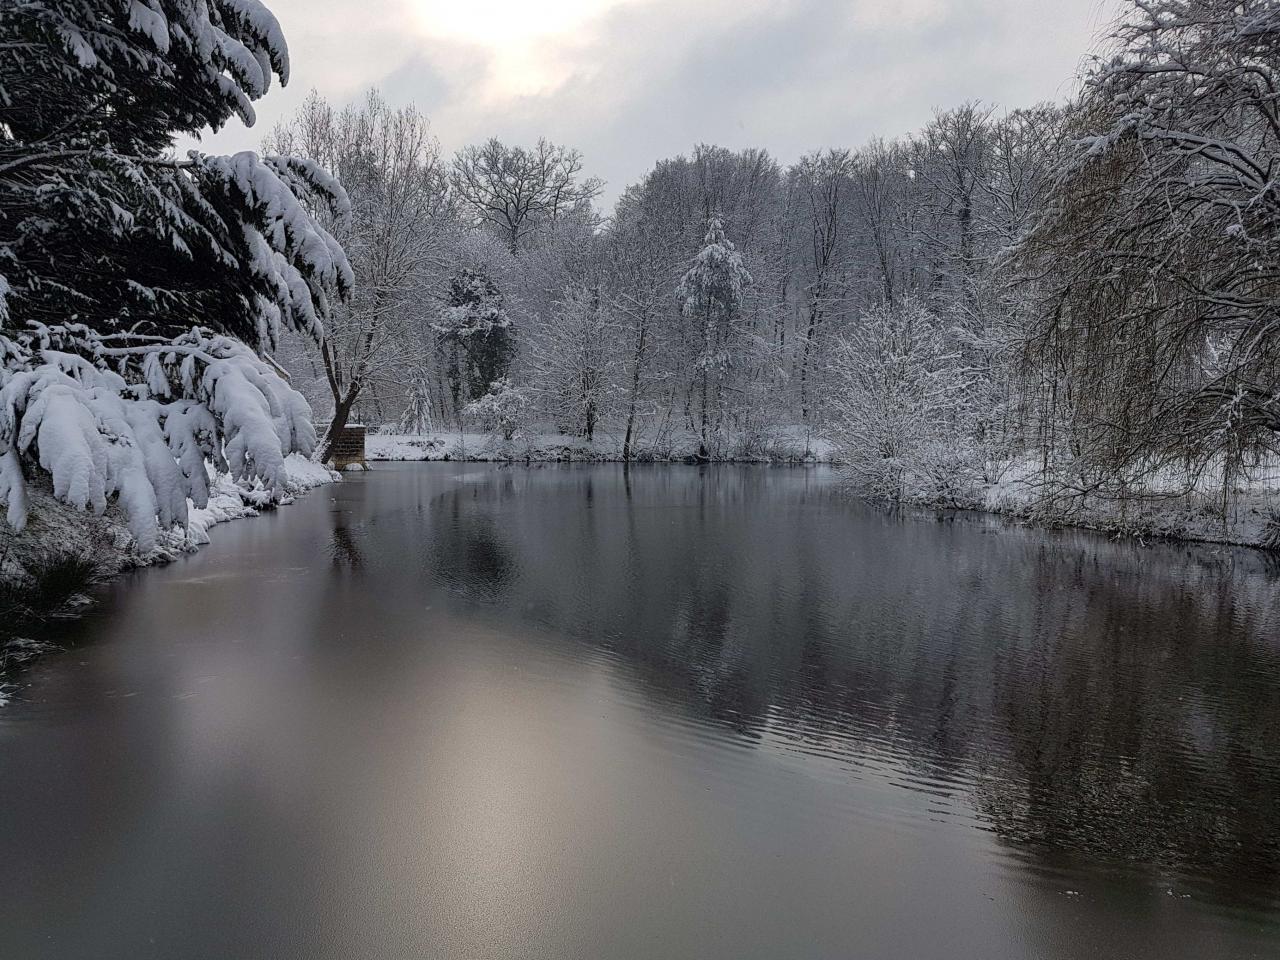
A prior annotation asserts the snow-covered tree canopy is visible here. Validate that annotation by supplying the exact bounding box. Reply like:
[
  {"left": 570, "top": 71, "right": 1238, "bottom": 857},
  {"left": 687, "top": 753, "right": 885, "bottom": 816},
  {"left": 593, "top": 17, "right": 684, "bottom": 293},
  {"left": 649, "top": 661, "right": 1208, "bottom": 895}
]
[
  {"left": 433, "top": 268, "right": 510, "bottom": 341},
  {"left": 1, "top": 1, "right": 353, "bottom": 345},
  {"left": 0, "top": 325, "right": 317, "bottom": 549},
  {"left": 0, "top": 1, "right": 353, "bottom": 546},
  {"left": 677, "top": 217, "right": 753, "bottom": 323},
  {"left": 676, "top": 217, "right": 753, "bottom": 450},
  {"left": 432, "top": 267, "right": 514, "bottom": 405}
]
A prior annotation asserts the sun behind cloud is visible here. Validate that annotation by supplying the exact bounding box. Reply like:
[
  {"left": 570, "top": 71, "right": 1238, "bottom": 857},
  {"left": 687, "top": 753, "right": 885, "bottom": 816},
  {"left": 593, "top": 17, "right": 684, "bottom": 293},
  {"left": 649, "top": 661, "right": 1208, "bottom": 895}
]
[{"left": 409, "top": 0, "right": 643, "bottom": 96}]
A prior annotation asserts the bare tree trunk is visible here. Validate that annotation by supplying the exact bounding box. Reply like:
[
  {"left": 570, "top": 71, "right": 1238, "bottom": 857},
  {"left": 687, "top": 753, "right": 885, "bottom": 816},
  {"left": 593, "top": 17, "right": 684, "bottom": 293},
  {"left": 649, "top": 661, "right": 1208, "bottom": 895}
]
[
  {"left": 317, "top": 339, "right": 361, "bottom": 462},
  {"left": 799, "top": 295, "right": 821, "bottom": 421},
  {"left": 623, "top": 406, "right": 637, "bottom": 462},
  {"left": 622, "top": 318, "right": 649, "bottom": 462}
]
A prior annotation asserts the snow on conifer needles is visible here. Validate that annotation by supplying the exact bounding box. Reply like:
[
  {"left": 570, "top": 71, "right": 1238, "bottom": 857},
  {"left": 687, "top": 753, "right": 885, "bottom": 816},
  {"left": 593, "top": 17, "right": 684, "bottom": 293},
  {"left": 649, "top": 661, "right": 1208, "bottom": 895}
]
[
  {"left": 0, "top": 328, "right": 320, "bottom": 550},
  {"left": 0, "top": 1, "right": 352, "bottom": 548}
]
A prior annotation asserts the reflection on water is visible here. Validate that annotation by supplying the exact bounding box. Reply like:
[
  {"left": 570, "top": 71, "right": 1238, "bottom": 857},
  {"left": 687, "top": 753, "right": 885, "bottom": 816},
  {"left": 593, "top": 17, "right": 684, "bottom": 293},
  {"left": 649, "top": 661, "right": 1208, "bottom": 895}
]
[
  {"left": 2, "top": 463, "right": 1279, "bottom": 959},
  {"left": 422, "top": 467, "right": 1280, "bottom": 902}
]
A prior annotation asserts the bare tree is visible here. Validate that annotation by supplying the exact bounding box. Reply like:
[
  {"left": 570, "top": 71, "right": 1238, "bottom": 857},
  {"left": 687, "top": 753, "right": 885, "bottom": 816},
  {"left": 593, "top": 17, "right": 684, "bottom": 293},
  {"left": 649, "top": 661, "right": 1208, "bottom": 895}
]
[
  {"left": 1020, "top": 0, "right": 1280, "bottom": 489},
  {"left": 607, "top": 200, "right": 674, "bottom": 460},
  {"left": 851, "top": 139, "right": 911, "bottom": 305},
  {"left": 451, "top": 138, "right": 602, "bottom": 255},
  {"left": 268, "top": 90, "right": 453, "bottom": 456},
  {"left": 790, "top": 149, "right": 853, "bottom": 419},
  {"left": 525, "top": 283, "right": 618, "bottom": 441},
  {"left": 912, "top": 103, "right": 995, "bottom": 311}
]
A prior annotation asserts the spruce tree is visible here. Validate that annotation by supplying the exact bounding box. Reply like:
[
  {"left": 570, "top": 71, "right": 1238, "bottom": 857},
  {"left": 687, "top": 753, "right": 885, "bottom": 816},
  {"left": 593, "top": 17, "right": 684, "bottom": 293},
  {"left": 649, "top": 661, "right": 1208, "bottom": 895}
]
[
  {"left": 433, "top": 267, "right": 514, "bottom": 412},
  {"left": 0, "top": 2, "right": 352, "bottom": 546}
]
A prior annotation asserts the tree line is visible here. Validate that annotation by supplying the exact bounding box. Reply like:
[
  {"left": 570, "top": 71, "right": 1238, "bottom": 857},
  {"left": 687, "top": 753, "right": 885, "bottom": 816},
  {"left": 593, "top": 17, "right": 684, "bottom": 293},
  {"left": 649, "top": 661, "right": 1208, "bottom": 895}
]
[
  {"left": 282, "top": 0, "right": 1280, "bottom": 522},
  {"left": 3, "top": 0, "right": 1278, "bottom": 543},
  {"left": 276, "top": 93, "right": 1058, "bottom": 464}
]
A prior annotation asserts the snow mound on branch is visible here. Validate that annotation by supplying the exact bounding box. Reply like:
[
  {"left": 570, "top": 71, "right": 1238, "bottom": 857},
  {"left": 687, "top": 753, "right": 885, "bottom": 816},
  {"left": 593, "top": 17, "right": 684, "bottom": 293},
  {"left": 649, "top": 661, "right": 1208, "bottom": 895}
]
[
  {"left": 0, "top": 327, "right": 323, "bottom": 551},
  {"left": 193, "top": 151, "right": 354, "bottom": 342},
  {"left": 178, "top": 453, "right": 337, "bottom": 548}
]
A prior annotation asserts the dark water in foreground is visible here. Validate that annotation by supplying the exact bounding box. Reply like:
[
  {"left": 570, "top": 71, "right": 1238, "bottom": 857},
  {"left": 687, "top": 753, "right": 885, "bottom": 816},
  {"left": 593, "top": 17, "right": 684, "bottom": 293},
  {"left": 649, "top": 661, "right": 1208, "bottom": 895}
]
[{"left": 3, "top": 463, "right": 1280, "bottom": 959}]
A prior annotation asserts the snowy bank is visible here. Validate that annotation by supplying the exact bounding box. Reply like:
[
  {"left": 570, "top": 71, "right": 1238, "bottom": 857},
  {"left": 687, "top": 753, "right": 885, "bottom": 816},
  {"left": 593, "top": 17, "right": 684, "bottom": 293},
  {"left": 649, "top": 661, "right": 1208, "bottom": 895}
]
[
  {"left": 367, "top": 426, "right": 838, "bottom": 464},
  {"left": 853, "top": 455, "right": 1280, "bottom": 553},
  {"left": 158, "top": 454, "right": 339, "bottom": 554}
]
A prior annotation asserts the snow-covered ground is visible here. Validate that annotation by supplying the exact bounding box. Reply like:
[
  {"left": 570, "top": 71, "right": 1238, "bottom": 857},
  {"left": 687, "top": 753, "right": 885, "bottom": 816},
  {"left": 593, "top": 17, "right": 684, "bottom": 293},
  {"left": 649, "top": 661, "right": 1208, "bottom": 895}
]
[
  {"left": 892, "top": 455, "right": 1280, "bottom": 551},
  {"left": 367, "top": 426, "right": 839, "bottom": 463}
]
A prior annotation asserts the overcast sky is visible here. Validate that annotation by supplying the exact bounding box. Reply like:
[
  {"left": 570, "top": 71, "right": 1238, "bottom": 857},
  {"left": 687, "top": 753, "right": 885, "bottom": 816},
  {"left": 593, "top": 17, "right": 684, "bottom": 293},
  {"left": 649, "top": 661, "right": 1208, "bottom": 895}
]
[{"left": 188, "top": 0, "right": 1120, "bottom": 206}]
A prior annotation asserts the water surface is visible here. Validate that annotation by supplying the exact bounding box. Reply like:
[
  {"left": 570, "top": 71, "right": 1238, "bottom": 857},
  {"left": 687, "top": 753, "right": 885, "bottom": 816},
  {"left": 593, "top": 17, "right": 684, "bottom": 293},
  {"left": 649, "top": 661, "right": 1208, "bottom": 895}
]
[{"left": 2, "top": 463, "right": 1280, "bottom": 958}]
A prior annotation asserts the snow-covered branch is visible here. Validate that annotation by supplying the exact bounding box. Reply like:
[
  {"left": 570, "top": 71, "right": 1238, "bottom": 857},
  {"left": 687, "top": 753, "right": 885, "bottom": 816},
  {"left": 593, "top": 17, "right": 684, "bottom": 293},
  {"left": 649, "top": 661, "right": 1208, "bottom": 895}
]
[{"left": 0, "top": 327, "right": 317, "bottom": 550}]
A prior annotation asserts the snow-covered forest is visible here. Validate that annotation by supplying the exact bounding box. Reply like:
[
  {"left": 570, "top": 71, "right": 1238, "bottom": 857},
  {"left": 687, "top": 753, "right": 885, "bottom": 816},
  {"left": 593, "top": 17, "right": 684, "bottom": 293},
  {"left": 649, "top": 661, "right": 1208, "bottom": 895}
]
[
  {"left": 3, "top": 0, "right": 1280, "bottom": 553},
  {"left": 266, "top": 0, "right": 1280, "bottom": 543}
]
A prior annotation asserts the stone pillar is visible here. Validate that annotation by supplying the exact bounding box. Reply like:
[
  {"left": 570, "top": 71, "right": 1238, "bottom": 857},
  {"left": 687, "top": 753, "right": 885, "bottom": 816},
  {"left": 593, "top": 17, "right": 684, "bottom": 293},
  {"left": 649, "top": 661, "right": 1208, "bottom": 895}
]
[{"left": 330, "top": 423, "right": 366, "bottom": 471}]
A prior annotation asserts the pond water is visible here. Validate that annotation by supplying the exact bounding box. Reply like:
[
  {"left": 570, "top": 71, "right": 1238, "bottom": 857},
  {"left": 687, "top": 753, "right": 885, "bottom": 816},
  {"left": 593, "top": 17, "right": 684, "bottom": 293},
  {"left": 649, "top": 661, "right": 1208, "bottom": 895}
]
[{"left": 2, "top": 463, "right": 1280, "bottom": 959}]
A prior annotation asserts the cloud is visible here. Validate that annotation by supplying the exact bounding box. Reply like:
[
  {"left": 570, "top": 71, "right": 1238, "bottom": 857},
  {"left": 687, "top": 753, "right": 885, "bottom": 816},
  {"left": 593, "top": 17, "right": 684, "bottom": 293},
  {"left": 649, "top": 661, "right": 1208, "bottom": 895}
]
[{"left": 182, "top": 0, "right": 1119, "bottom": 206}]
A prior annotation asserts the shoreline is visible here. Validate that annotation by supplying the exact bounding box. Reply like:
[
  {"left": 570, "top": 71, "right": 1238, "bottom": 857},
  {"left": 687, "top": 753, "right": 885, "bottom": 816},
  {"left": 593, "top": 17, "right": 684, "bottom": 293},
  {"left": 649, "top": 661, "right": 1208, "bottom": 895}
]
[
  {"left": 0, "top": 455, "right": 338, "bottom": 700},
  {"left": 365, "top": 429, "right": 839, "bottom": 466},
  {"left": 368, "top": 439, "right": 1280, "bottom": 553}
]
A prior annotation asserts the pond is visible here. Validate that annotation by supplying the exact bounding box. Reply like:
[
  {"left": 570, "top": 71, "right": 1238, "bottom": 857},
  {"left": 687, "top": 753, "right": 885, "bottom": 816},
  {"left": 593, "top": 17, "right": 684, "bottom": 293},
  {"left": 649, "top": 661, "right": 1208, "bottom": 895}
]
[{"left": 2, "top": 463, "right": 1280, "bottom": 959}]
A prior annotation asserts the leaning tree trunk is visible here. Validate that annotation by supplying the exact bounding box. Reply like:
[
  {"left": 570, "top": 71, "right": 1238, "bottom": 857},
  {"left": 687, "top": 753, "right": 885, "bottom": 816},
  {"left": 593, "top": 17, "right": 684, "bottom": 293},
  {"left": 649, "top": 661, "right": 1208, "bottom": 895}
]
[
  {"left": 318, "top": 388, "right": 358, "bottom": 463},
  {"left": 317, "top": 341, "right": 361, "bottom": 463}
]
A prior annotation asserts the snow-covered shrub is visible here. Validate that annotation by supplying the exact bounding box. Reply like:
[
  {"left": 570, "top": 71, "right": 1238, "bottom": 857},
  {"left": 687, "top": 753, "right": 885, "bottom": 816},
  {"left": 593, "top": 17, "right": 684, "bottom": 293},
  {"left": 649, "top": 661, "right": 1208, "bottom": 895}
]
[
  {"left": 828, "top": 299, "right": 979, "bottom": 502},
  {"left": 398, "top": 369, "right": 436, "bottom": 435},
  {"left": 1262, "top": 508, "right": 1280, "bottom": 553},
  {"left": 463, "top": 378, "right": 530, "bottom": 442}
]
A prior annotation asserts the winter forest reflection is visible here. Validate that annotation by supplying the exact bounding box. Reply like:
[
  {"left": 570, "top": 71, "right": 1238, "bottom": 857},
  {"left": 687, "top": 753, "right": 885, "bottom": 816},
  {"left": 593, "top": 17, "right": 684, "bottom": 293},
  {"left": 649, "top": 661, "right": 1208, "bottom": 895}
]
[
  {"left": 5, "top": 463, "right": 1280, "bottom": 960},
  {"left": 406, "top": 465, "right": 1280, "bottom": 906}
]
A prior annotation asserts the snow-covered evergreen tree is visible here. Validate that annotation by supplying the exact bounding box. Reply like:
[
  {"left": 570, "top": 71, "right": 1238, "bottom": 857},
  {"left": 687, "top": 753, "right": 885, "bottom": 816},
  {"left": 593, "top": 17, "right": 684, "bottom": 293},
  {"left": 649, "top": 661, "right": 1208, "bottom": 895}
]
[
  {"left": 0, "top": 1, "right": 352, "bottom": 547},
  {"left": 432, "top": 267, "right": 514, "bottom": 414},
  {"left": 677, "top": 217, "right": 752, "bottom": 456}
]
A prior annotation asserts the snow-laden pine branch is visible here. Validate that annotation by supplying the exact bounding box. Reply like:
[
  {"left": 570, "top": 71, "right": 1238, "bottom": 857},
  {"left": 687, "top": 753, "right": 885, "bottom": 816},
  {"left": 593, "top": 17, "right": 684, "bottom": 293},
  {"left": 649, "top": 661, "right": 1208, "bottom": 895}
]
[{"left": 0, "top": 326, "right": 317, "bottom": 550}]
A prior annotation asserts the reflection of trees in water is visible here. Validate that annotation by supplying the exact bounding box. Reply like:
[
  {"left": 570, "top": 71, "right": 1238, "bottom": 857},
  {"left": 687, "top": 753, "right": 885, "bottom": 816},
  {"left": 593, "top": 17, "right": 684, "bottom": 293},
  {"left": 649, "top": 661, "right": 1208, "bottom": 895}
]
[
  {"left": 671, "top": 579, "right": 772, "bottom": 737},
  {"left": 414, "top": 466, "right": 1280, "bottom": 898},
  {"left": 427, "top": 483, "right": 518, "bottom": 603},
  {"left": 329, "top": 523, "right": 364, "bottom": 570},
  {"left": 973, "top": 554, "right": 1280, "bottom": 902}
]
